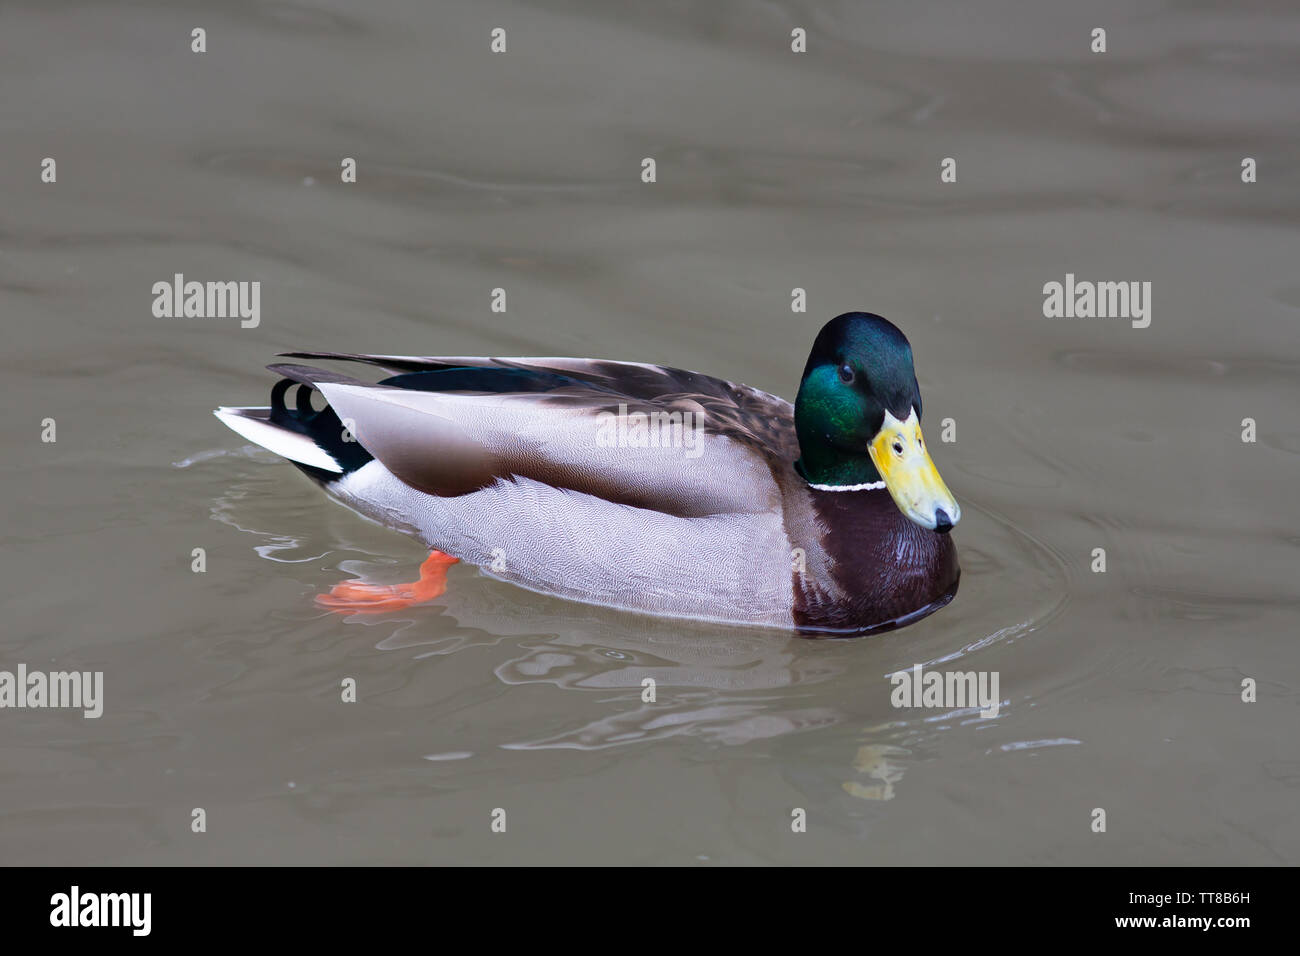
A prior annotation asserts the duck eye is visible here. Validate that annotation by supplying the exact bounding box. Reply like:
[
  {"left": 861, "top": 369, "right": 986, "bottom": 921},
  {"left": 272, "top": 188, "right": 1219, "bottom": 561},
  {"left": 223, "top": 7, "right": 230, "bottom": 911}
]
[
  {"left": 837, "top": 363, "right": 855, "bottom": 384},
  {"left": 892, "top": 441, "right": 904, "bottom": 455}
]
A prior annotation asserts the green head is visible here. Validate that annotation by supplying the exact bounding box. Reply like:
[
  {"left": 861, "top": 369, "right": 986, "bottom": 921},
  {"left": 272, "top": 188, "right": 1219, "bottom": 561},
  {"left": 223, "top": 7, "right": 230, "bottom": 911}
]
[{"left": 794, "top": 312, "right": 960, "bottom": 533}]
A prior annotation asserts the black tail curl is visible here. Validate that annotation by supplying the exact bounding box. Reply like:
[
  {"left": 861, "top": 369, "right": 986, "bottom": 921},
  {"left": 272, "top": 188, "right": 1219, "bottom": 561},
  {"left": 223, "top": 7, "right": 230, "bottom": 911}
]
[{"left": 268, "top": 377, "right": 373, "bottom": 479}]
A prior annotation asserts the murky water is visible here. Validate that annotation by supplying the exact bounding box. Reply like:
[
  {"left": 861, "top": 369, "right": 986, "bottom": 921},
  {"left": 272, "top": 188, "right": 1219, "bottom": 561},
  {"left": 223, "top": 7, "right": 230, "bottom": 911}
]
[{"left": 2, "top": 1, "right": 1297, "bottom": 864}]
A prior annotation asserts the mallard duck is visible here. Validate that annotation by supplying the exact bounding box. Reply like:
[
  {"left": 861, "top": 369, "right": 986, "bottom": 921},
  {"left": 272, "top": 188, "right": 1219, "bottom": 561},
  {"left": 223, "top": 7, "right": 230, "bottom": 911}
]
[{"left": 215, "top": 312, "right": 960, "bottom": 635}]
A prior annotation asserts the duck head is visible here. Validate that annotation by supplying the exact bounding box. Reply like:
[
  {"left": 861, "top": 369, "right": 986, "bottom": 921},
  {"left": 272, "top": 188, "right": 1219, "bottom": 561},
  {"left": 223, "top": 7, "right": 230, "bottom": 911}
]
[{"left": 794, "top": 312, "right": 960, "bottom": 533}]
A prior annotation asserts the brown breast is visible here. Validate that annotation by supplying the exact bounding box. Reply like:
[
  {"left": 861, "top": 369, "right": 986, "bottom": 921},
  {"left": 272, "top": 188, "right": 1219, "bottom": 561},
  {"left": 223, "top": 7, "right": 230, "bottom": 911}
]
[{"left": 778, "top": 474, "right": 960, "bottom": 635}]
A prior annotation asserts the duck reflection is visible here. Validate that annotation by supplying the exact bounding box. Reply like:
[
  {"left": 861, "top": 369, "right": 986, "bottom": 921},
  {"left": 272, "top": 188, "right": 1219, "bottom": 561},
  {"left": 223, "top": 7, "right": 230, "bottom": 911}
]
[{"left": 363, "top": 573, "right": 849, "bottom": 749}]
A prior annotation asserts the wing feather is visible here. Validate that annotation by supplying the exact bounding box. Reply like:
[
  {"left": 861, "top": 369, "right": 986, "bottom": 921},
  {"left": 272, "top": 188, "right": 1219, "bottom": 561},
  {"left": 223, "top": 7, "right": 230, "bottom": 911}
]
[{"left": 277, "top": 354, "right": 797, "bottom": 517}]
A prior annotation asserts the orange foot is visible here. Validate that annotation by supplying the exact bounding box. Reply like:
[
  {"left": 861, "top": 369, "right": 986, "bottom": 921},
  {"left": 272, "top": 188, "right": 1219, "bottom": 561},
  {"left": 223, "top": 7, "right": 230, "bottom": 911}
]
[{"left": 316, "top": 551, "right": 459, "bottom": 614}]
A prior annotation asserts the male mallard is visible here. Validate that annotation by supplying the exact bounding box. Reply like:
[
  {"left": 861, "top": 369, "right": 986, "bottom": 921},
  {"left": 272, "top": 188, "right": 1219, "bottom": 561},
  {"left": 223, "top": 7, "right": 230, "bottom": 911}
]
[{"left": 215, "top": 312, "right": 960, "bottom": 635}]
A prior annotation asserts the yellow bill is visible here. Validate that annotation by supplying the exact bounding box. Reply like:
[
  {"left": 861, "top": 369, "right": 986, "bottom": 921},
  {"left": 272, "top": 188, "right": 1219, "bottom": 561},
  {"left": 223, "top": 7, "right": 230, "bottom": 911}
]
[{"left": 867, "top": 408, "right": 960, "bottom": 533}]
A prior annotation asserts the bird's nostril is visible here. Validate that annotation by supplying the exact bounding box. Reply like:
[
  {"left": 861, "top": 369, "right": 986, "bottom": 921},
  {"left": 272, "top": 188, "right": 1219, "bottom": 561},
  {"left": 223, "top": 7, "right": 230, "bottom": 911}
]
[{"left": 934, "top": 509, "right": 953, "bottom": 534}]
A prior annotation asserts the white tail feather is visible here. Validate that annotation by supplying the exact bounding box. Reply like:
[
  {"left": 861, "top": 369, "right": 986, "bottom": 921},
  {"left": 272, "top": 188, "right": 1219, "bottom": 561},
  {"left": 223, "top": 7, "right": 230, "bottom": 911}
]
[{"left": 213, "top": 407, "right": 343, "bottom": 473}]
